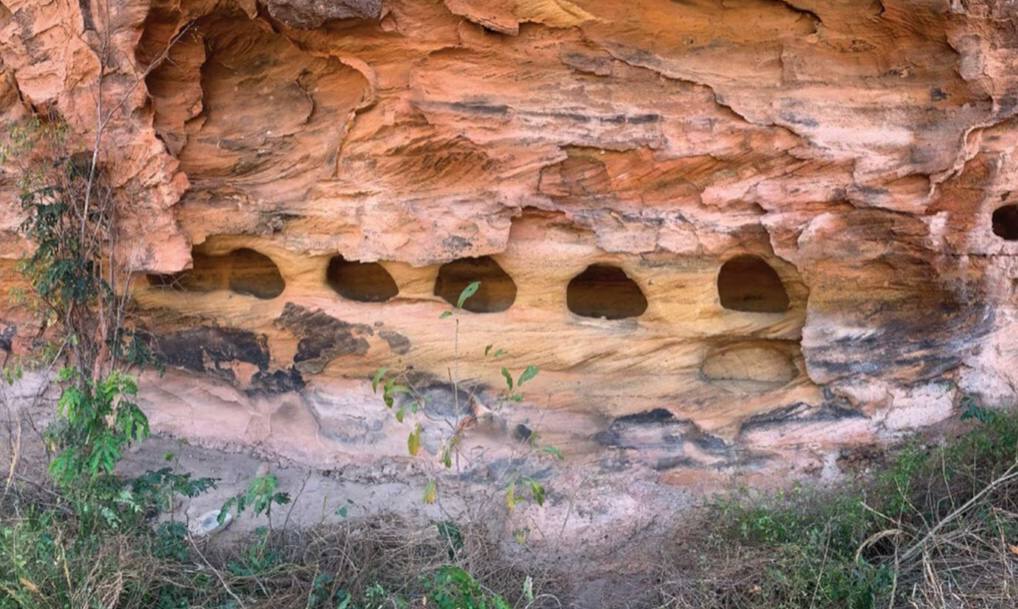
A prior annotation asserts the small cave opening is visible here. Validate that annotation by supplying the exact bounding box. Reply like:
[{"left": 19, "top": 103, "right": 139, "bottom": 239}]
[
  {"left": 567, "top": 264, "right": 648, "bottom": 320},
  {"left": 434, "top": 256, "right": 517, "bottom": 313},
  {"left": 992, "top": 204, "right": 1018, "bottom": 240},
  {"left": 717, "top": 255, "right": 789, "bottom": 313},
  {"left": 326, "top": 256, "right": 399, "bottom": 302},
  {"left": 147, "top": 248, "right": 285, "bottom": 300}
]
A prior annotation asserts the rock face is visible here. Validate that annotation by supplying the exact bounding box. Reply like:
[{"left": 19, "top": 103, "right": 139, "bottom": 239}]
[{"left": 2, "top": 0, "right": 1018, "bottom": 490}]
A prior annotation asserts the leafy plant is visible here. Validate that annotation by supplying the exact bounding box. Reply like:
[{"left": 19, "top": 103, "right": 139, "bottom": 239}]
[
  {"left": 42, "top": 368, "right": 152, "bottom": 527},
  {"left": 130, "top": 465, "right": 217, "bottom": 516},
  {"left": 436, "top": 520, "right": 464, "bottom": 560},
  {"left": 424, "top": 566, "right": 511, "bottom": 609},
  {"left": 227, "top": 526, "right": 281, "bottom": 577},
  {"left": 219, "top": 473, "right": 291, "bottom": 528},
  {"left": 8, "top": 119, "right": 164, "bottom": 530},
  {"left": 48, "top": 369, "right": 147, "bottom": 484},
  {"left": 371, "top": 281, "right": 554, "bottom": 507},
  {"left": 504, "top": 477, "right": 546, "bottom": 511}
]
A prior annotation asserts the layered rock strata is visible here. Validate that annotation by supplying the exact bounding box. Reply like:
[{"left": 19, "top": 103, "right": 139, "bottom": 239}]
[{"left": 1, "top": 0, "right": 1018, "bottom": 488}]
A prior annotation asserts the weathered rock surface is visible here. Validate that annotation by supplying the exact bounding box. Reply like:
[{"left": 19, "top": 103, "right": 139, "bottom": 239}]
[{"left": 2, "top": 0, "right": 1018, "bottom": 492}]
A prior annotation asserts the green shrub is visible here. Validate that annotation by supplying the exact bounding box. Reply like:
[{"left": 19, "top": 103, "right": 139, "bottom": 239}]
[{"left": 424, "top": 566, "right": 511, "bottom": 609}]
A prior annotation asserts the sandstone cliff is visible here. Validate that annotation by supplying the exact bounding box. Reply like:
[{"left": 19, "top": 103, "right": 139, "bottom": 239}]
[{"left": 1, "top": 0, "right": 1017, "bottom": 489}]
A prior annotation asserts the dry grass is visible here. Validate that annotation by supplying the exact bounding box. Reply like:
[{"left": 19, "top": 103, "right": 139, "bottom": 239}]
[{"left": 653, "top": 406, "right": 1018, "bottom": 609}]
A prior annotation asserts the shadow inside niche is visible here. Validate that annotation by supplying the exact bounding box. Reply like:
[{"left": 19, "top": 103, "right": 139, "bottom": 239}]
[
  {"left": 147, "top": 248, "right": 285, "bottom": 300},
  {"left": 717, "top": 255, "right": 789, "bottom": 313},
  {"left": 567, "top": 264, "right": 648, "bottom": 320},
  {"left": 434, "top": 256, "right": 517, "bottom": 313},
  {"left": 326, "top": 256, "right": 399, "bottom": 302},
  {"left": 992, "top": 204, "right": 1018, "bottom": 240}
]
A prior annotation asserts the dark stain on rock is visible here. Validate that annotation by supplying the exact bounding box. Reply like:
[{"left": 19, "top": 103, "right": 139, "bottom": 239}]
[
  {"left": 276, "top": 303, "right": 372, "bottom": 374},
  {"left": 592, "top": 429, "right": 621, "bottom": 447},
  {"left": 738, "top": 401, "right": 865, "bottom": 435},
  {"left": 739, "top": 402, "right": 811, "bottom": 430},
  {"left": 417, "top": 381, "right": 473, "bottom": 419},
  {"left": 251, "top": 367, "right": 305, "bottom": 394},
  {"left": 0, "top": 325, "right": 14, "bottom": 352},
  {"left": 442, "top": 235, "right": 472, "bottom": 253},
  {"left": 513, "top": 423, "right": 533, "bottom": 442},
  {"left": 686, "top": 429, "right": 730, "bottom": 453},
  {"left": 521, "top": 110, "right": 659, "bottom": 125},
  {"left": 779, "top": 111, "right": 819, "bottom": 128},
  {"left": 77, "top": 0, "right": 94, "bottom": 31},
  {"left": 379, "top": 330, "right": 411, "bottom": 355},
  {"left": 615, "top": 408, "right": 675, "bottom": 424},
  {"left": 653, "top": 455, "right": 696, "bottom": 471},
  {"left": 625, "top": 113, "right": 661, "bottom": 124},
  {"left": 560, "top": 50, "right": 613, "bottom": 76},
  {"left": 266, "top": 0, "right": 383, "bottom": 29},
  {"left": 997, "top": 92, "right": 1018, "bottom": 115},
  {"left": 446, "top": 101, "right": 510, "bottom": 116},
  {"left": 258, "top": 211, "right": 302, "bottom": 234},
  {"left": 806, "top": 297, "right": 994, "bottom": 384},
  {"left": 149, "top": 326, "right": 269, "bottom": 383},
  {"left": 594, "top": 409, "right": 732, "bottom": 469}
]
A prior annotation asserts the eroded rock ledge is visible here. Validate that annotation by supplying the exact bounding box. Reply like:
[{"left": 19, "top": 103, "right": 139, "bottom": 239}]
[{"left": 2, "top": 0, "right": 1018, "bottom": 491}]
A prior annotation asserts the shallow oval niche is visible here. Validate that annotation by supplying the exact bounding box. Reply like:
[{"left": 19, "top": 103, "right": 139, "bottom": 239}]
[
  {"left": 434, "top": 256, "right": 517, "bottom": 313},
  {"left": 326, "top": 256, "right": 399, "bottom": 302},
  {"left": 717, "top": 255, "right": 789, "bottom": 313},
  {"left": 701, "top": 344, "right": 797, "bottom": 393},
  {"left": 992, "top": 204, "right": 1018, "bottom": 240},
  {"left": 147, "top": 248, "right": 285, "bottom": 300},
  {"left": 567, "top": 264, "right": 648, "bottom": 320}
]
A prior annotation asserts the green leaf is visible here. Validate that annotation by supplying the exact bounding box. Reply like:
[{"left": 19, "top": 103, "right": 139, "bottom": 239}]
[
  {"left": 528, "top": 480, "right": 545, "bottom": 506},
  {"left": 494, "top": 348, "right": 507, "bottom": 358},
  {"left": 423, "top": 480, "right": 438, "bottom": 504},
  {"left": 505, "top": 482, "right": 517, "bottom": 511},
  {"left": 371, "top": 367, "right": 387, "bottom": 393},
  {"left": 218, "top": 498, "right": 236, "bottom": 525},
  {"left": 395, "top": 407, "right": 406, "bottom": 423},
  {"left": 541, "top": 445, "right": 564, "bottom": 460},
  {"left": 484, "top": 344, "right": 493, "bottom": 356},
  {"left": 501, "top": 367, "right": 513, "bottom": 391},
  {"left": 335, "top": 505, "right": 349, "bottom": 518},
  {"left": 439, "top": 310, "right": 453, "bottom": 319},
  {"left": 407, "top": 424, "right": 422, "bottom": 457},
  {"left": 456, "top": 281, "right": 481, "bottom": 309},
  {"left": 960, "top": 398, "right": 997, "bottom": 424},
  {"left": 517, "top": 365, "right": 539, "bottom": 387},
  {"left": 441, "top": 435, "right": 459, "bottom": 469},
  {"left": 382, "top": 378, "right": 404, "bottom": 408}
]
